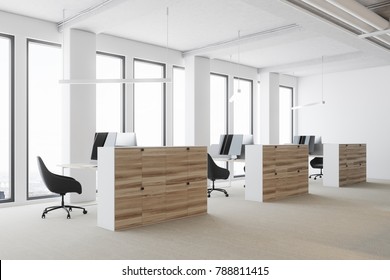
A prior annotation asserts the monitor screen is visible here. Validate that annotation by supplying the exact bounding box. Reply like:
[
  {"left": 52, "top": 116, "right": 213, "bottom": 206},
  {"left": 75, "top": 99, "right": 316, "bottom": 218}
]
[
  {"left": 237, "top": 134, "right": 254, "bottom": 159},
  {"left": 90, "top": 132, "right": 108, "bottom": 160},
  {"left": 293, "top": 135, "right": 315, "bottom": 154},
  {"left": 115, "top": 132, "right": 137, "bottom": 147},
  {"left": 219, "top": 134, "right": 243, "bottom": 156}
]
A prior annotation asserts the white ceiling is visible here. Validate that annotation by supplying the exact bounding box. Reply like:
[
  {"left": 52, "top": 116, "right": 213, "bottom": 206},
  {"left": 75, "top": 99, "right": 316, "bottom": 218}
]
[{"left": 1, "top": 0, "right": 390, "bottom": 76}]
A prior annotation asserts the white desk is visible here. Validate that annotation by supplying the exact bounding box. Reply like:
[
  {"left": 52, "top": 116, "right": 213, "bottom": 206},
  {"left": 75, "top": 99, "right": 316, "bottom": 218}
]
[
  {"left": 57, "top": 163, "right": 97, "bottom": 203},
  {"left": 58, "top": 163, "right": 97, "bottom": 175}
]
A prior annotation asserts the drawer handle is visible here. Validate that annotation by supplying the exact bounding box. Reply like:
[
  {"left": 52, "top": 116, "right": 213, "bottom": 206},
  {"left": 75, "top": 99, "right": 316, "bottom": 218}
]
[
  {"left": 140, "top": 187, "right": 144, "bottom": 191},
  {"left": 187, "top": 182, "right": 190, "bottom": 185}
]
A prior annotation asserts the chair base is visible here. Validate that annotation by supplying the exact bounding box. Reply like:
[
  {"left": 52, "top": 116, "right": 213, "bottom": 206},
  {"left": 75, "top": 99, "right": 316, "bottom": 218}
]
[
  {"left": 207, "top": 182, "right": 229, "bottom": 197},
  {"left": 41, "top": 195, "right": 87, "bottom": 219},
  {"left": 309, "top": 170, "right": 323, "bottom": 180}
]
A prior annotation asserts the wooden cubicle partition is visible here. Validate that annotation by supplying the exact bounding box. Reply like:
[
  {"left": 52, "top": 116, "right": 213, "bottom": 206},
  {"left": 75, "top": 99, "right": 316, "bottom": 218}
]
[
  {"left": 323, "top": 144, "right": 366, "bottom": 187},
  {"left": 98, "top": 146, "right": 207, "bottom": 231},
  {"left": 245, "top": 145, "right": 308, "bottom": 202}
]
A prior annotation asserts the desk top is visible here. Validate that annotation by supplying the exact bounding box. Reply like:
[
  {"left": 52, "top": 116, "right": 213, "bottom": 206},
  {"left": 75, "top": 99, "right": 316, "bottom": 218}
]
[{"left": 58, "top": 163, "right": 97, "bottom": 169}]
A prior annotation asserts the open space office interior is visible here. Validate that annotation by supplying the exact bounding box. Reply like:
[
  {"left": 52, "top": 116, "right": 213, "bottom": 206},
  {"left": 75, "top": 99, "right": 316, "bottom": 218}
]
[{"left": 2, "top": 0, "right": 390, "bottom": 270}]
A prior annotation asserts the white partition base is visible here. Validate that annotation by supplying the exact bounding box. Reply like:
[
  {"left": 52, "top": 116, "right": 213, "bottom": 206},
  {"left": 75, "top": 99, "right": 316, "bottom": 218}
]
[
  {"left": 97, "top": 147, "right": 115, "bottom": 231},
  {"left": 245, "top": 145, "right": 263, "bottom": 202},
  {"left": 323, "top": 144, "right": 340, "bottom": 187}
]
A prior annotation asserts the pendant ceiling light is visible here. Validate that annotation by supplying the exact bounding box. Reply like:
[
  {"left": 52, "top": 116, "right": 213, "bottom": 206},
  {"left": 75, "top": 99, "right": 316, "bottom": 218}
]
[
  {"left": 229, "top": 30, "right": 242, "bottom": 103},
  {"left": 291, "top": 56, "right": 326, "bottom": 110}
]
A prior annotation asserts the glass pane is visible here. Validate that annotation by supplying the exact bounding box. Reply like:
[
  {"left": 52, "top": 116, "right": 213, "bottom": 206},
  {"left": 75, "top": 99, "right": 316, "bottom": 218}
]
[
  {"left": 28, "top": 41, "right": 62, "bottom": 198},
  {"left": 96, "top": 53, "right": 123, "bottom": 132},
  {"left": 210, "top": 74, "right": 227, "bottom": 144},
  {"left": 233, "top": 78, "right": 252, "bottom": 176},
  {"left": 0, "top": 36, "right": 11, "bottom": 201},
  {"left": 279, "top": 87, "right": 293, "bottom": 144},
  {"left": 134, "top": 60, "right": 164, "bottom": 146},
  {"left": 173, "top": 67, "right": 186, "bottom": 146}
]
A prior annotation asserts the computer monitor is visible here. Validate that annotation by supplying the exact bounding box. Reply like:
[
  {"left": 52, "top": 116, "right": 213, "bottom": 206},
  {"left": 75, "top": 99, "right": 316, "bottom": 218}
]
[
  {"left": 90, "top": 132, "right": 109, "bottom": 160},
  {"left": 237, "top": 134, "right": 254, "bottom": 159},
  {"left": 115, "top": 132, "right": 137, "bottom": 147},
  {"left": 293, "top": 135, "right": 315, "bottom": 154},
  {"left": 219, "top": 134, "right": 243, "bottom": 156}
]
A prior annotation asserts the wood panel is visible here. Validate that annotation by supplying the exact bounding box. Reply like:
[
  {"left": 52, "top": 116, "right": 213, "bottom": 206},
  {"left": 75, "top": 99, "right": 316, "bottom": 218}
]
[
  {"left": 262, "top": 145, "right": 308, "bottom": 202},
  {"left": 114, "top": 149, "right": 143, "bottom": 230},
  {"left": 339, "top": 144, "right": 366, "bottom": 186},
  {"left": 113, "top": 147, "right": 207, "bottom": 230}
]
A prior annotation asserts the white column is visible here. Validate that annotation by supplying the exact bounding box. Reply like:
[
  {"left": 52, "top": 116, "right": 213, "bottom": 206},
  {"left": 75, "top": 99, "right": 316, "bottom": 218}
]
[
  {"left": 184, "top": 56, "right": 210, "bottom": 146},
  {"left": 62, "top": 29, "right": 96, "bottom": 202},
  {"left": 259, "top": 72, "right": 280, "bottom": 144}
]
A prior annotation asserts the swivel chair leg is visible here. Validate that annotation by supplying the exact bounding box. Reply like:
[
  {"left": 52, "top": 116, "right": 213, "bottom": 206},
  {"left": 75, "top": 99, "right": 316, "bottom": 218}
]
[
  {"left": 207, "top": 181, "right": 229, "bottom": 197},
  {"left": 41, "top": 195, "right": 87, "bottom": 219}
]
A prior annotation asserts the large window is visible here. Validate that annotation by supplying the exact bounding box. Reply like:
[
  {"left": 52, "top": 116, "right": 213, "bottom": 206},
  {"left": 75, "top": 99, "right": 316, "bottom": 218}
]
[
  {"left": 210, "top": 73, "right": 228, "bottom": 144},
  {"left": 133, "top": 59, "right": 166, "bottom": 146},
  {"left": 96, "top": 52, "right": 125, "bottom": 132},
  {"left": 173, "top": 66, "right": 186, "bottom": 146},
  {"left": 0, "top": 34, "right": 14, "bottom": 203},
  {"left": 279, "top": 86, "right": 293, "bottom": 144},
  {"left": 28, "top": 40, "right": 62, "bottom": 199},
  {"left": 233, "top": 77, "right": 253, "bottom": 176}
]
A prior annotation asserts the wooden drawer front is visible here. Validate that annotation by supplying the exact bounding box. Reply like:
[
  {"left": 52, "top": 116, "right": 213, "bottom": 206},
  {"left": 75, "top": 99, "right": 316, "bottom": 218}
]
[
  {"left": 187, "top": 147, "right": 207, "bottom": 182},
  {"left": 339, "top": 144, "right": 366, "bottom": 186},
  {"left": 188, "top": 181, "right": 207, "bottom": 216},
  {"left": 142, "top": 194, "right": 166, "bottom": 225},
  {"left": 166, "top": 147, "right": 188, "bottom": 188},
  {"left": 115, "top": 149, "right": 142, "bottom": 191},
  {"left": 142, "top": 148, "right": 166, "bottom": 195},
  {"left": 166, "top": 189, "right": 188, "bottom": 220},
  {"left": 115, "top": 149, "right": 143, "bottom": 230},
  {"left": 115, "top": 194, "right": 142, "bottom": 230}
]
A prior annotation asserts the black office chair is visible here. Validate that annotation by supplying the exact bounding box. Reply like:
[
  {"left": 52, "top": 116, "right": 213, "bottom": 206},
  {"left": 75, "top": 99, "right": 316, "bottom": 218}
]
[
  {"left": 207, "top": 154, "right": 229, "bottom": 197},
  {"left": 37, "top": 156, "right": 87, "bottom": 219},
  {"left": 309, "top": 157, "right": 323, "bottom": 180}
]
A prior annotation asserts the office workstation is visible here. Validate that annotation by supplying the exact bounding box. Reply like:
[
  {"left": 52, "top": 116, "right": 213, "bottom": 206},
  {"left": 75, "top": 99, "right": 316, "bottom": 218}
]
[{"left": 1, "top": 0, "right": 390, "bottom": 263}]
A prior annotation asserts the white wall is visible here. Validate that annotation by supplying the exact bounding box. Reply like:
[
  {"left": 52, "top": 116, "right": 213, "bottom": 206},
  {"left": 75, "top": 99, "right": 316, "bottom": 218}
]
[{"left": 296, "top": 65, "right": 390, "bottom": 180}]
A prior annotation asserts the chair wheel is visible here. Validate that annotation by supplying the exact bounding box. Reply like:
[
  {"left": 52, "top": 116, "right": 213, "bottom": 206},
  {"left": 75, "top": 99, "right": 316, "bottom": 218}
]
[
  {"left": 207, "top": 194, "right": 210, "bottom": 198},
  {"left": 67, "top": 214, "right": 71, "bottom": 219},
  {"left": 41, "top": 214, "right": 45, "bottom": 219},
  {"left": 225, "top": 194, "right": 229, "bottom": 197},
  {"left": 69, "top": 207, "right": 72, "bottom": 212},
  {"left": 83, "top": 210, "right": 87, "bottom": 214}
]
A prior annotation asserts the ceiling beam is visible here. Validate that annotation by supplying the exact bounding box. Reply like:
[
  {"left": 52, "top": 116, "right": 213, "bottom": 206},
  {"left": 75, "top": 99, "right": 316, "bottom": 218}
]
[
  {"left": 57, "top": 0, "right": 129, "bottom": 32},
  {"left": 183, "top": 24, "right": 301, "bottom": 57}
]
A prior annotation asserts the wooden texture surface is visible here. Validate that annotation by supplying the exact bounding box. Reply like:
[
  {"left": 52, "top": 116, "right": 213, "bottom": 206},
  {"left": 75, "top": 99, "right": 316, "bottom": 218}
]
[
  {"left": 114, "top": 147, "right": 207, "bottom": 230},
  {"left": 339, "top": 144, "right": 366, "bottom": 187},
  {"left": 262, "top": 145, "right": 308, "bottom": 202}
]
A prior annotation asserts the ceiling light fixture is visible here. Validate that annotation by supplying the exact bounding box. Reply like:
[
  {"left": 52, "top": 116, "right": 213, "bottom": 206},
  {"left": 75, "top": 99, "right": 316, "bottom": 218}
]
[
  {"left": 229, "top": 30, "right": 242, "bottom": 103},
  {"left": 291, "top": 56, "right": 326, "bottom": 110},
  {"left": 59, "top": 6, "right": 172, "bottom": 85}
]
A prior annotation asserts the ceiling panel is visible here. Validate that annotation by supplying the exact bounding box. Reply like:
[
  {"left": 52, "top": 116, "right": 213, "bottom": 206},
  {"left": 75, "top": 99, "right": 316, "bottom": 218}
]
[{"left": 1, "top": 0, "right": 390, "bottom": 76}]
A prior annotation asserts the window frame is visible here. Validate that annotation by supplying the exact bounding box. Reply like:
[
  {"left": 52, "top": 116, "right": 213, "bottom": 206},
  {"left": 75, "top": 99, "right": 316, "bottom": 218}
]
[
  {"left": 210, "top": 72, "right": 229, "bottom": 143},
  {"left": 26, "top": 38, "right": 62, "bottom": 200},
  {"left": 233, "top": 76, "right": 254, "bottom": 135},
  {"left": 279, "top": 85, "right": 294, "bottom": 144},
  {"left": 0, "top": 33, "right": 15, "bottom": 204},
  {"left": 96, "top": 51, "right": 126, "bottom": 132},
  {"left": 132, "top": 58, "right": 167, "bottom": 146}
]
